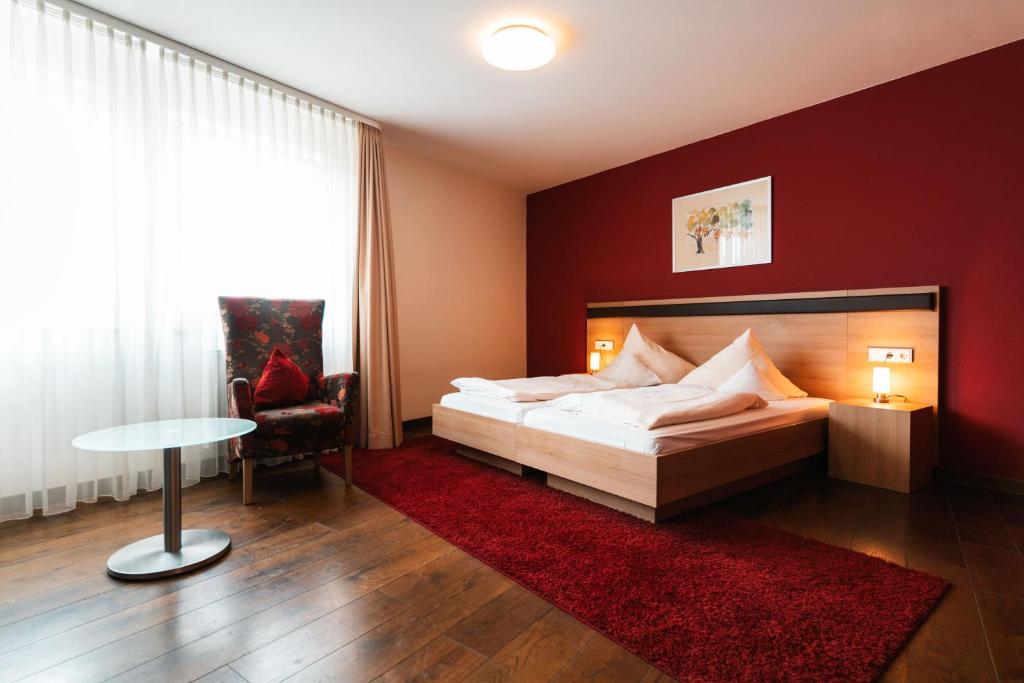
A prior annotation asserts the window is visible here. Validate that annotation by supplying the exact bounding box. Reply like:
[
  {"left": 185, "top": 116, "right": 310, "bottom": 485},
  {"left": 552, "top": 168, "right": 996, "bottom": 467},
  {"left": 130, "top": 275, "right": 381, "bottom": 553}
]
[{"left": 0, "top": 1, "right": 358, "bottom": 519}]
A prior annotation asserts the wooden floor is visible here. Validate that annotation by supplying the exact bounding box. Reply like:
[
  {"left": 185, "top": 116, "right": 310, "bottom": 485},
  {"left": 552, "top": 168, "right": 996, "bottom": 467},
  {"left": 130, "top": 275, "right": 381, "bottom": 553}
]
[{"left": 1, "top": 454, "right": 1022, "bottom": 682}]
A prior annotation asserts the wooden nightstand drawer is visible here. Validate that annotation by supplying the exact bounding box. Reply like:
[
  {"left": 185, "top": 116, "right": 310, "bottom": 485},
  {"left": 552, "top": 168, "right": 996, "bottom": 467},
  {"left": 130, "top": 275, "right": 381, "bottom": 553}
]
[{"left": 828, "top": 399, "right": 934, "bottom": 493}]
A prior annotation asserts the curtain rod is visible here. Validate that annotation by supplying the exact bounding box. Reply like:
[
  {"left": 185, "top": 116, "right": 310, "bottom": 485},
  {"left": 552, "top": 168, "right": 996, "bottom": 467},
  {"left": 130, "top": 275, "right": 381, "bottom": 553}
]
[{"left": 16, "top": 0, "right": 381, "bottom": 129}]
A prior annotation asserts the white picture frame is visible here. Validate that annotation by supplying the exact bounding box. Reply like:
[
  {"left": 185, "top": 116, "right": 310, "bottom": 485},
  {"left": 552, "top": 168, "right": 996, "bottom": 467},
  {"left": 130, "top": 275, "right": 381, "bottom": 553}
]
[{"left": 671, "top": 176, "right": 772, "bottom": 273}]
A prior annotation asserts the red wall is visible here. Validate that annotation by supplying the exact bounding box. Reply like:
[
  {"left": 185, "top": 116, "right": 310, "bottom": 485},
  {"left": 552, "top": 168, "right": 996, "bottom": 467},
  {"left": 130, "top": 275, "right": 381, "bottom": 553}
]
[{"left": 526, "top": 40, "right": 1024, "bottom": 482}]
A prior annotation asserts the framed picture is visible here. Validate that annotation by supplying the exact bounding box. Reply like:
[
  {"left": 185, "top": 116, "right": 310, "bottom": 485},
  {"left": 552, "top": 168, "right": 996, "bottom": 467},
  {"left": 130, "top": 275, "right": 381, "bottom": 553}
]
[{"left": 671, "top": 176, "right": 772, "bottom": 273}]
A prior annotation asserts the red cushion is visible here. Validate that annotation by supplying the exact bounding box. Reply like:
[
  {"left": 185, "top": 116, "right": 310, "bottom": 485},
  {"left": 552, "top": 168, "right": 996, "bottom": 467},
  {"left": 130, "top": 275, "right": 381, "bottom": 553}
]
[{"left": 253, "top": 348, "right": 310, "bottom": 408}]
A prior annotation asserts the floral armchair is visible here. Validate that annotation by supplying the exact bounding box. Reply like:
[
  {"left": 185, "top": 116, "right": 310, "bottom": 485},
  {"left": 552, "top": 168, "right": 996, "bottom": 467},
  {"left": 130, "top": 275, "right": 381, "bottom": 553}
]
[{"left": 219, "top": 297, "right": 358, "bottom": 504}]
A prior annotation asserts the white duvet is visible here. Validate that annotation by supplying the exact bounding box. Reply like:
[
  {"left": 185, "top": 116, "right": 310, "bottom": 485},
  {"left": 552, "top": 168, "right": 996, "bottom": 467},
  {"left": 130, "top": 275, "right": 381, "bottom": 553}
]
[
  {"left": 549, "top": 383, "right": 768, "bottom": 429},
  {"left": 451, "top": 374, "right": 618, "bottom": 402}
]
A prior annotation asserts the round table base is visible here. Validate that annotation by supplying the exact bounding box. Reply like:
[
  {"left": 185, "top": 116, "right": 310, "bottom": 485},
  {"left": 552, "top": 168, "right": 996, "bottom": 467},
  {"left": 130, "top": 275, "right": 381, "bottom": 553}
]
[{"left": 106, "top": 529, "right": 231, "bottom": 580}]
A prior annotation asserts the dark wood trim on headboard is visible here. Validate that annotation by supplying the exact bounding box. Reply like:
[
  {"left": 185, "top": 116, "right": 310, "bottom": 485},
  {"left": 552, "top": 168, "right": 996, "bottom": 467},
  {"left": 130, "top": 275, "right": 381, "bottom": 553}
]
[{"left": 587, "top": 292, "right": 935, "bottom": 319}]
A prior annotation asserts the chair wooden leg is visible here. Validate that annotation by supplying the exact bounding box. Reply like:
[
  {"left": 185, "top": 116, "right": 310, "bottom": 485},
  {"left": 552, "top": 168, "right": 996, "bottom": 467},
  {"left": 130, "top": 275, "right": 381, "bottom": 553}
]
[
  {"left": 242, "top": 459, "right": 254, "bottom": 505},
  {"left": 344, "top": 444, "right": 353, "bottom": 487},
  {"left": 228, "top": 460, "right": 239, "bottom": 480}
]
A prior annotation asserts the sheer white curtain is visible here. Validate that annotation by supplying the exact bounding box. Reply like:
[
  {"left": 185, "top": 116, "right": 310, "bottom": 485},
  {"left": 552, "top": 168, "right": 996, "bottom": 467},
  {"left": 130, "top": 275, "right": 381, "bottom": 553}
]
[{"left": 0, "top": 1, "right": 358, "bottom": 521}]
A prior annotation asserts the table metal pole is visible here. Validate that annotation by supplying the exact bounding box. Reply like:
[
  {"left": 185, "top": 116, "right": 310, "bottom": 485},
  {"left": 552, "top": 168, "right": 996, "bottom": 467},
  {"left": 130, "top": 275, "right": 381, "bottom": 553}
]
[{"left": 163, "top": 447, "right": 182, "bottom": 552}]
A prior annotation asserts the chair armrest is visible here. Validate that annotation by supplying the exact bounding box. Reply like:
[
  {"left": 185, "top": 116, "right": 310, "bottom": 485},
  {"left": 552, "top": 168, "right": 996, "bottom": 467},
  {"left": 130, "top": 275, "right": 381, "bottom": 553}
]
[
  {"left": 227, "top": 378, "right": 256, "bottom": 421},
  {"left": 320, "top": 372, "right": 359, "bottom": 442},
  {"left": 321, "top": 372, "right": 358, "bottom": 413}
]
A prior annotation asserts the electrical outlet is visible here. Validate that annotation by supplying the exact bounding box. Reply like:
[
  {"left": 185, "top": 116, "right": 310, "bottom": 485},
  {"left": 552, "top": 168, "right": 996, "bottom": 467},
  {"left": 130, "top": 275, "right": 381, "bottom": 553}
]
[
  {"left": 594, "top": 340, "right": 614, "bottom": 351},
  {"left": 867, "top": 347, "right": 913, "bottom": 363}
]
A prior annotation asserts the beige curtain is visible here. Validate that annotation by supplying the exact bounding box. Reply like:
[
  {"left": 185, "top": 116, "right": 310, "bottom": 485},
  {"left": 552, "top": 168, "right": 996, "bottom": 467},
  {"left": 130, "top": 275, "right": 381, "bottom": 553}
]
[{"left": 356, "top": 123, "right": 403, "bottom": 449}]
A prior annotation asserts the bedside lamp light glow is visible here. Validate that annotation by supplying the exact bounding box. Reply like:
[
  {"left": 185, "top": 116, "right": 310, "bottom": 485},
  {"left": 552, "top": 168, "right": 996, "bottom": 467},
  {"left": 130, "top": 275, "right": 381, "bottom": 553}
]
[
  {"left": 589, "top": 351, "right": 602, "bottom": 373},
  {"left": 872, "top": 367, "right": 891, "bottom": 403}
]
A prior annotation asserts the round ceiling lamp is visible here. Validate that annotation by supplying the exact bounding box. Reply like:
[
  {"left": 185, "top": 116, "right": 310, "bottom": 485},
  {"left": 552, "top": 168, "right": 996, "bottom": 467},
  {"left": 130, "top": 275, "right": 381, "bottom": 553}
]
[{"left": 482, "top": 25, "right": 556, "bottom": 71}]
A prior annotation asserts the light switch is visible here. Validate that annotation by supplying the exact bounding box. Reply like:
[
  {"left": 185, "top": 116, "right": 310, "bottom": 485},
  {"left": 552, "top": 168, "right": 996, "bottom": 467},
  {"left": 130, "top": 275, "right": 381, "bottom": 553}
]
[
  {"left": 867, "top": 346, "right": 913, "bottom": 363},
  {"left": 594, "top": 340, "right": 614, "bottom": 351}
]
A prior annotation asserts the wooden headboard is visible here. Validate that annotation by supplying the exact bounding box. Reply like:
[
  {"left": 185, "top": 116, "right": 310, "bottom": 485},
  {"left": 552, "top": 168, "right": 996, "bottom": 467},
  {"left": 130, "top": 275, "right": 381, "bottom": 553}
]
[{"left": 586, "top": 286, "right": 940, "bottom": 406}]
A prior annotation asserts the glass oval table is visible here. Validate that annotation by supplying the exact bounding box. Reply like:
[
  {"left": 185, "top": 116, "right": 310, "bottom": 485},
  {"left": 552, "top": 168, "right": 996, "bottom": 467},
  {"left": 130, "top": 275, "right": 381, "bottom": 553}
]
[{"left": 73, "top": 417, "right": 256, "bottom": 580}]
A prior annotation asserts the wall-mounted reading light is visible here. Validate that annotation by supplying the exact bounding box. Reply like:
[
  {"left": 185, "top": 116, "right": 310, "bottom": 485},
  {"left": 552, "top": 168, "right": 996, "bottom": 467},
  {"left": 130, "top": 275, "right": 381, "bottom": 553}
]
[{"left": 589, "top": 351, "right": 602, "bottom": 374}]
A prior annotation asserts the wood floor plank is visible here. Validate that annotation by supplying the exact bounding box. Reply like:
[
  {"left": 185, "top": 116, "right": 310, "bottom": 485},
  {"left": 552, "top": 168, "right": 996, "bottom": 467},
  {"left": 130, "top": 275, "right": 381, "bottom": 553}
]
[
  {"left": 962, "top": 541, "right": 1024, "bottom": 598},
  {"left": 461, "top": 608, "right": 595, "bottom": 683},
  {"left": 379, "top": 549, "right": 488, "bottom": 605},
  {"left": 197, "top": 665, "right": 249, "bottom": 683},
  {"left": 878, "top": 650, "right": 908, "bottom": 682},
  {"left": 906, "top": 522, "right": 965, "bottom": 568},
  {"left": 0, "top": 506, "right": 204, "bottom": 568},
  {"left": 0, "top": 477, "right": 234, "bottom": 552},
  {"left": 0, "top": 506, "right": 282, "bottom": 631},
  {"left": 949, "top": 491, "right": 1017, "bottom": 551},
  {"left": 225, "top": 589, "right": 412, "bottom": 683},
  {"left": 123, "top": 587, "right": 410, "bottom": 683},
  {"left": 18, "top": 518, "right": 432, "bottom": 683},
  {"left": 0, "top": 506, "right": 242, "bottom": 601},
  {"left": 0, "top": 520, "right": 330, "bottom": 655},
  {"left": 1010, "top": 525, "right": 1024, "bottom": 555},
  {"left": 638, "top": 669, "right": 676, "bottom": 683},
  {"left": 0, "top": 513, "right": 414, "bottom": 681},
  {"left": 901, "top": 555, "right": 998, "bottom": 682},
  {"left": 445, "top": 583, "right": 552, "bottom": 658},
  {"left": 992, "top": 493, "right": 1024, "bottom": 527},
  {"left": 0, "top": 513, "right": 313, "bottom": 630},
  {"left": 286, "top": 561, "right": 512, "bottom": 682},
  {"left": 551, "top": 633, "right": 652, "bottom": 683},
  {"left": 214, "top": 538, "right": 456, "bottom": 683},
  {"left": 975, "top": 590, "right": 1024, "bottom": 682},
  {"left": 0, "top": 483, "right": 261, "bottom": 570},
  {"left": 851, "top": 505, "right": 908, "bottom": 566},
  {"left": 796, "top": 507, "right": 858, "bottom": 549},
  {"left": 374, "top": 635, "right": 486, "bottom": 683}
]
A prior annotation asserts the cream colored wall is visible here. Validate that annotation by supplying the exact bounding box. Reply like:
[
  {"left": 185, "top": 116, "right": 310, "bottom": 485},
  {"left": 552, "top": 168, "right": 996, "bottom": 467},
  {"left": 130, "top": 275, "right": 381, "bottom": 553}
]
[{"left": 385, "top": 144, "right": 526, "bottom": 420}]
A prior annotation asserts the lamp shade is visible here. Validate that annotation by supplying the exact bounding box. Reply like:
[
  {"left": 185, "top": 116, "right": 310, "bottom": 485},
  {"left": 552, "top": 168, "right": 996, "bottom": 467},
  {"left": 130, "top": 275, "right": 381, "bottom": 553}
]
[
  {"left": 589, "top": 351, "right": 602, "bottom": 372},
  {"left": 872, "top": 366, "right": 891, "bottom": 395}
]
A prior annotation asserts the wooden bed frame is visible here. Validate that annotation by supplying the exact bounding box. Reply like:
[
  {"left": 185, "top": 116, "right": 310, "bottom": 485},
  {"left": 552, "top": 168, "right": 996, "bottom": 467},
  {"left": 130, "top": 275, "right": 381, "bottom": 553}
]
[
  {"left": 433, "top": 286, "right": 940, "bottom": 522},
  {"left": 433, "top": 403, "right": 826, "bottom": 522}
]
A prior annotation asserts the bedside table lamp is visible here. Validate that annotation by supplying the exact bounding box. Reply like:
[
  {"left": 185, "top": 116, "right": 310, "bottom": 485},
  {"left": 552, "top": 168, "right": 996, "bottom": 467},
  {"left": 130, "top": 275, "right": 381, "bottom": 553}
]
[
  {"left": 872, "top": 366, "right": 891, "bottom": 403},
  {"left": 589, "top": 351, "right": 602, "bottom": 374}
]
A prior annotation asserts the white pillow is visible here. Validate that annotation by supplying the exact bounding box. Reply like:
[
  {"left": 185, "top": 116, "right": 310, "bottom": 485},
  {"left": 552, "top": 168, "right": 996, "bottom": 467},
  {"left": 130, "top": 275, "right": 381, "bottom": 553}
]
[
  {"left": 596, "top": 350, "right": 661, "bottom": 387},
  {"left": 718, "top": 360, "right": 788, "bottom": 401},
  {"left": 680, "top": 329, "right": 807, "bottom": 397},
  {"left": 619, "top": 324, "right": 696, "bottom": 384}
]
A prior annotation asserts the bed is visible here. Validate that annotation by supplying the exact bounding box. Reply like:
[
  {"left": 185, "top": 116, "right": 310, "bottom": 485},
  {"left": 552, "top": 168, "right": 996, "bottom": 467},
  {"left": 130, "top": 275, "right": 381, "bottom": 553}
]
[
  {"left": 517, "top": 398, "right": 830, "bottom": 521},
  {"left": 433, "top": 286, "right": 940, "bottom": 522}
]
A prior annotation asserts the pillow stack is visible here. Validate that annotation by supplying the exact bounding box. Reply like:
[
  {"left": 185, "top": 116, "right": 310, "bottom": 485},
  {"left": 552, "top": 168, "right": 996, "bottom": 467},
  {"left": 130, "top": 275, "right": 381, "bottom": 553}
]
[
  {"left": 680, "top": 328, "right": 806, "bottom": 400},
  {"left": 596, "top": 324, "right": 695, "bottom": 387}
]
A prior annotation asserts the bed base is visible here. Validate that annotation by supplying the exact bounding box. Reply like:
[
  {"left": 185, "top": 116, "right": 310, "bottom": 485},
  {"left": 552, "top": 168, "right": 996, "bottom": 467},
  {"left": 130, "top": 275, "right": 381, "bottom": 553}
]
[
  {"left": 455, "top": 446, "right": 522, "bottom": 475},
  {"left": 432, "top": 404, "right": 828, "bottom": 523},
  {"left": 516, "top": 419, "right": 826, "bottom": 522},
  {"left": 548, "top": 455, "right": 820, "bottom": 522}
]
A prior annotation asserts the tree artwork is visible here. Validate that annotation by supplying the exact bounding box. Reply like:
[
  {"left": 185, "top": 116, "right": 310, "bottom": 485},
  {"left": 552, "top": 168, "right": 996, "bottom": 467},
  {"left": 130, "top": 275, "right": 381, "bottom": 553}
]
[{"left": 685, "top": 199, "right": 754, "bottom": 255}]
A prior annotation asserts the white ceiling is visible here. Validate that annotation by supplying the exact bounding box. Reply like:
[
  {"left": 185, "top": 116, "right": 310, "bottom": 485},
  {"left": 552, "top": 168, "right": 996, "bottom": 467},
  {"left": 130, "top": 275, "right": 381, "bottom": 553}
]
[{"left": 84, "top": 0, "right": 1024, "bottom": 192}]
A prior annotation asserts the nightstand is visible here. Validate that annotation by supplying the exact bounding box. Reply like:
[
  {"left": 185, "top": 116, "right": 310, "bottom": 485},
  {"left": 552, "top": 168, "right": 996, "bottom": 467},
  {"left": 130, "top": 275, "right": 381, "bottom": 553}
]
[{"left": 828, "top": 399, "right": 934, "bottom": 493}]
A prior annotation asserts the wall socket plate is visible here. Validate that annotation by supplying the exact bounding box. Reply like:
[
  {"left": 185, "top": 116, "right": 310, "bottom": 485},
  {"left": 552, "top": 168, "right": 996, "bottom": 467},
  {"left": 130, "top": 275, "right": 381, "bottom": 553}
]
[
  {"left": 867, "top": 346, "right": 914, "bottom": 363},
  {"left": 594, "top": 340, "right": 614, "bottom": 351}
]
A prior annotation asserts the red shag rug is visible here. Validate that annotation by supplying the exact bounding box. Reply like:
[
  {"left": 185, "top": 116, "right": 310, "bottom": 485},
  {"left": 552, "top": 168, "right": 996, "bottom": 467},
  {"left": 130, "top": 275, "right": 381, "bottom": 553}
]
[{"left": 323, "top": 436, "right": 946, "bottom": 682}]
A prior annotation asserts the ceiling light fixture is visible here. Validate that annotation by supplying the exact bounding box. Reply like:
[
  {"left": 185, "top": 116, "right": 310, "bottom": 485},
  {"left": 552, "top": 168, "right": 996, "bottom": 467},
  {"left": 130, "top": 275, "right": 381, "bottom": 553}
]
[{"left": 482, "top": 25, "right": 556, "bottom": 71}]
